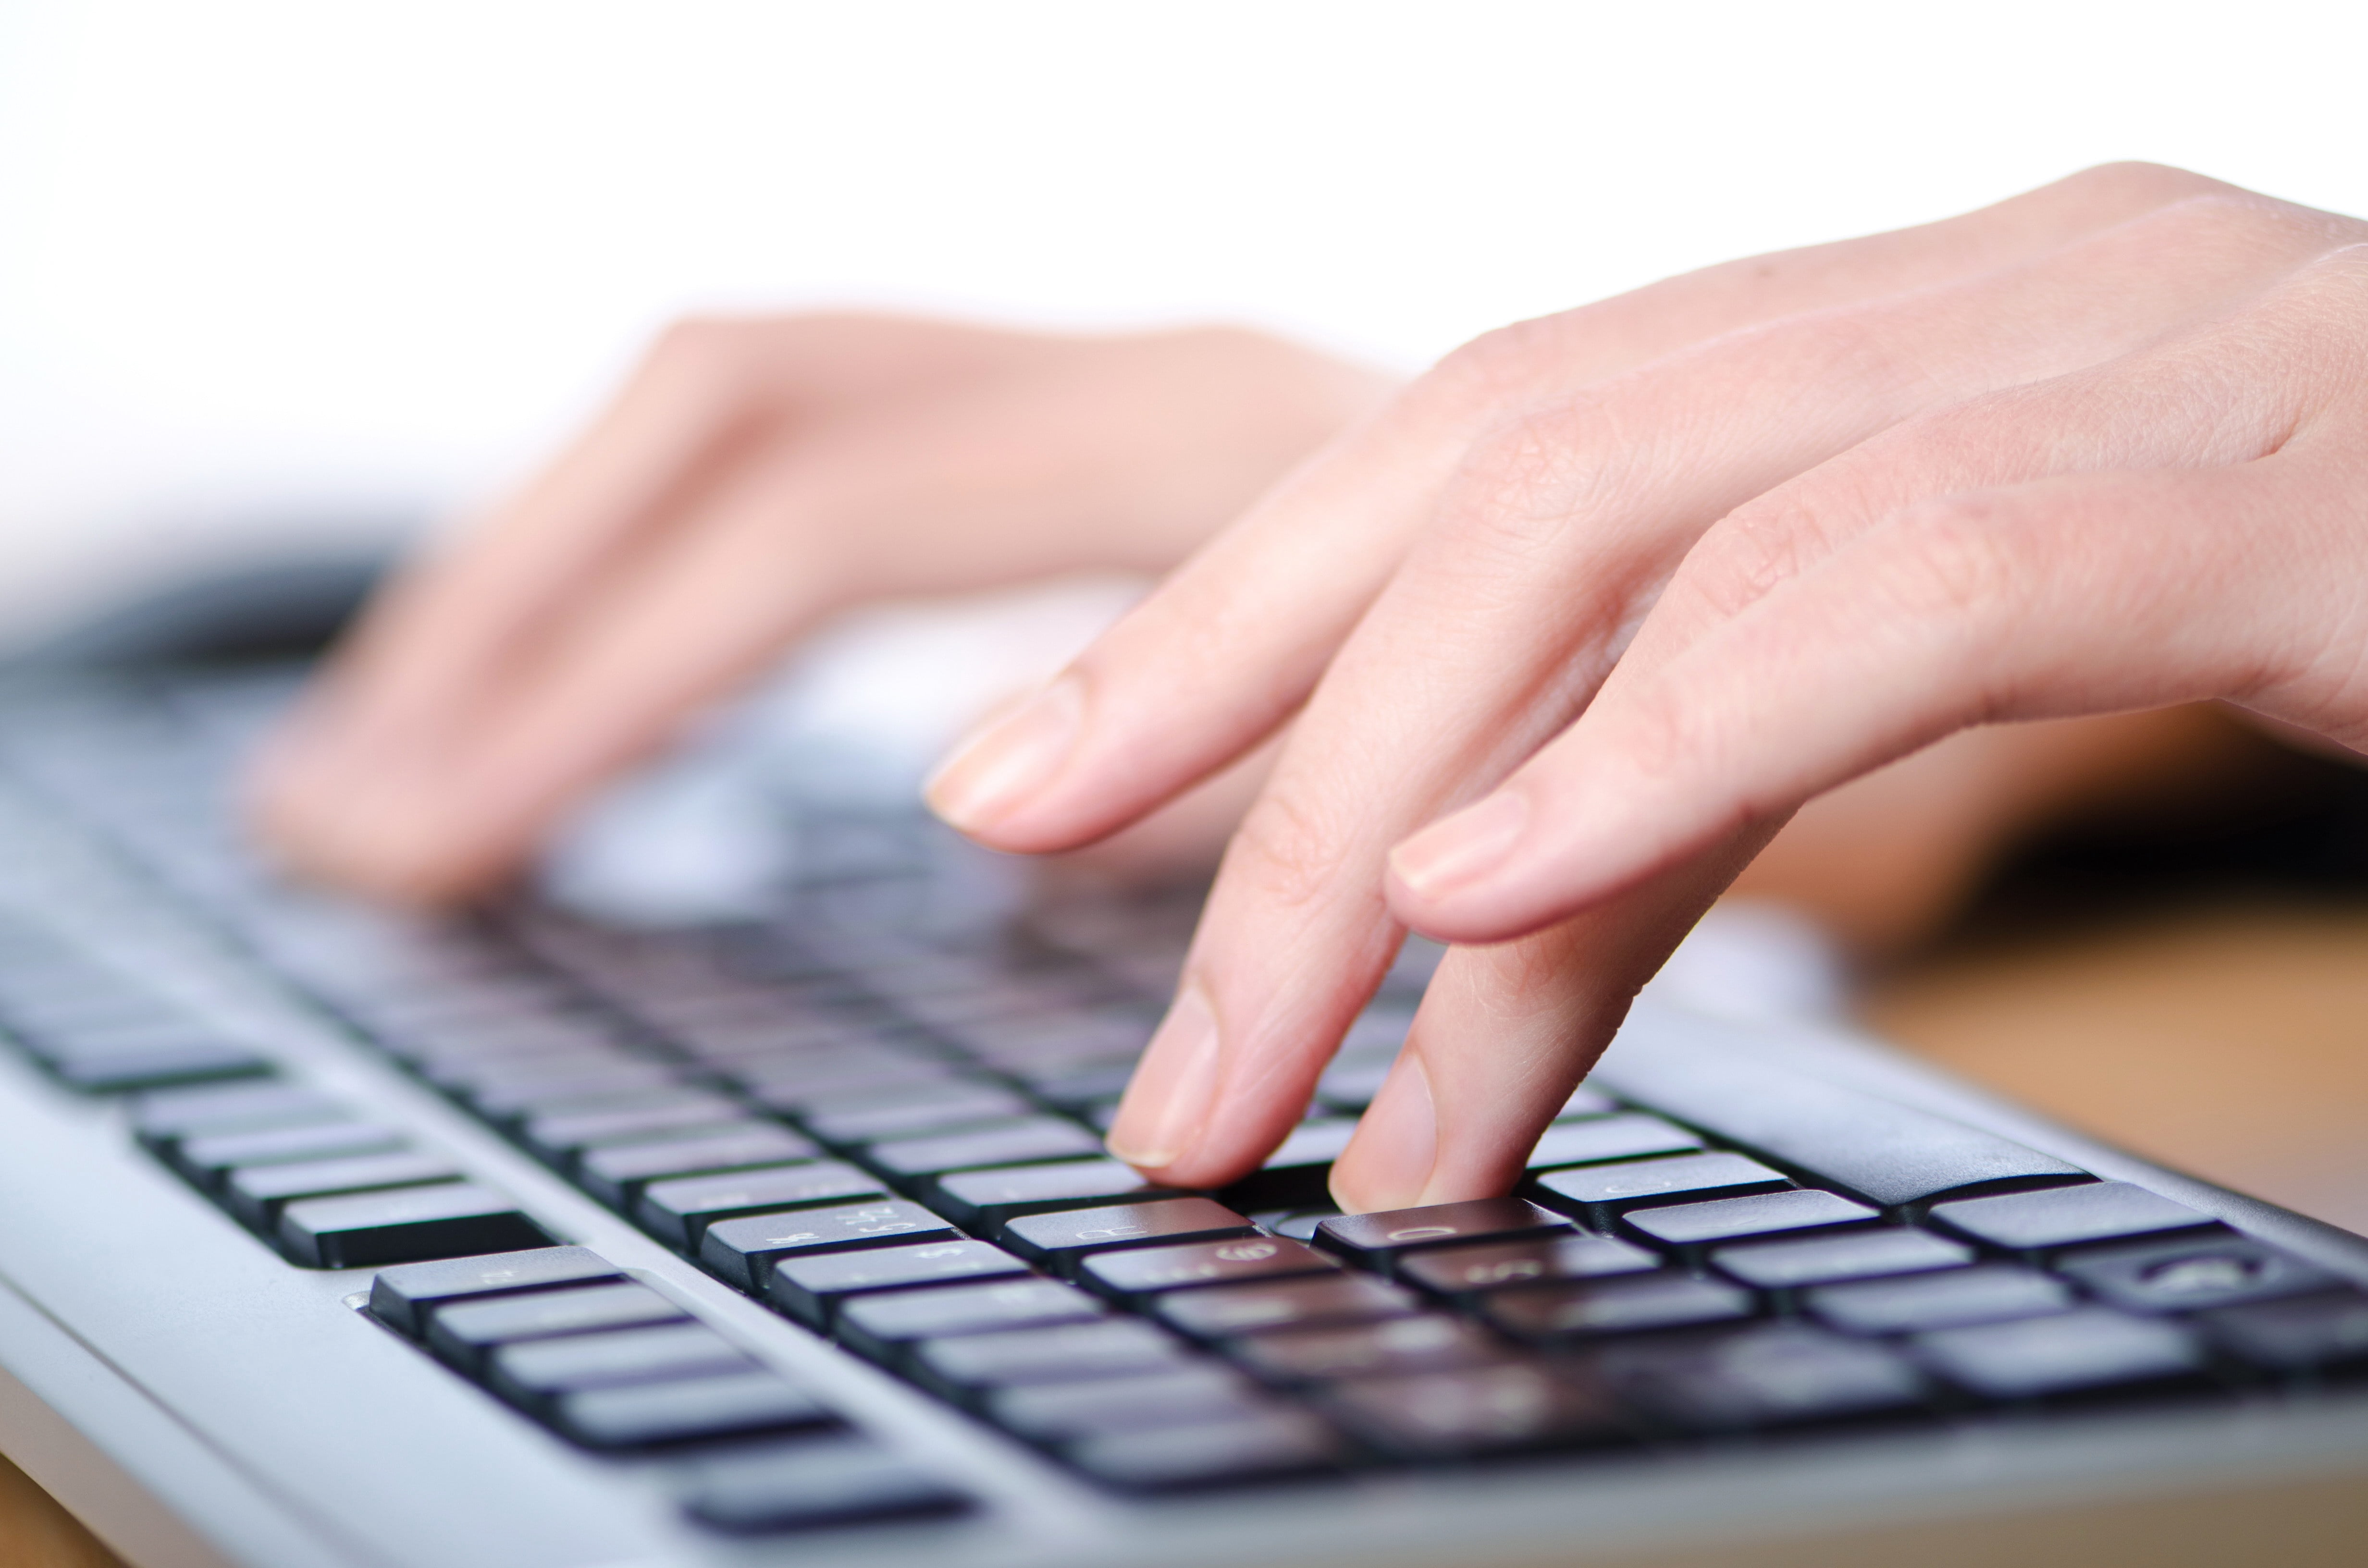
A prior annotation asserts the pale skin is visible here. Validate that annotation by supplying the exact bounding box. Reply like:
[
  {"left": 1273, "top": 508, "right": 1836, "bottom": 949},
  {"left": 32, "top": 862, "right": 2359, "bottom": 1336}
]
[{"left": 255, "top": 163, "right": 2368, "bottom": 1216}]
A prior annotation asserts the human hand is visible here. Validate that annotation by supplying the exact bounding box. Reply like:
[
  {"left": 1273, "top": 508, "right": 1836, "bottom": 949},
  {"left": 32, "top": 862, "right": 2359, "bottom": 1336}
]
[
  {"left": 250, "top": 314, "right": 1386, "bottom": 899},
  {"left": 922, "top": 163, "right": 2368, "bottom": 1211}
]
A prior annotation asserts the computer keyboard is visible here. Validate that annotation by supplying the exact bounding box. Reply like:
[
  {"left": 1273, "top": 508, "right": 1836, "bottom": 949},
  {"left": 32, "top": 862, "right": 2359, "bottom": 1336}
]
[{"left": 4, "top": 661, "right": 2368, "bottom": 1563}]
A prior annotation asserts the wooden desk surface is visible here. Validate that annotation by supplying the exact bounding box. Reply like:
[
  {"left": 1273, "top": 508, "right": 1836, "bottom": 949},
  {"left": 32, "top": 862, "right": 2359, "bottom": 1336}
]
[{"left": 9, "top": 891, "right": 2367, "bottom": 1566}]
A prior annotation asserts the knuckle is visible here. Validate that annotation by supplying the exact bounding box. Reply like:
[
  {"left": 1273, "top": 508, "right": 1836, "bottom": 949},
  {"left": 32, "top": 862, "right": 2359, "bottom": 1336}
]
[
  {"left": 2062, "top": 160, "right": 2222, "bottom": 206},
  {"left": 1677, "top": 497, "right": 1842, "bottom": 621},
  {"left": 1881, "top": 496, "right": 2030, "bottom": 622},
  {"left": 1222, "top": 786, "right": 1351, "bottom": 915},
  {"left": 1435, "top": 400, "right": 1630, "bottom": 562}
]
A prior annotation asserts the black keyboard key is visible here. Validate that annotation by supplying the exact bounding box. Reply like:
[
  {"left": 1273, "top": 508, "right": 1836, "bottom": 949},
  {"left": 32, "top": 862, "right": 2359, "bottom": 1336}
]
[
  {"left": 767, "top": 1240, "right": 1029, "bottom": 1328},
  {"left": 1314, "top": 1199, "right": 1569, "bottom": 1272},
  {"left": 1155, "top": 1274, "right": 1424, "bottom": 1339},
  {"left": 799, "top": 1082, "right": 1032, "bottom": 1144},
  {"left": 1526, "top": 1113, "right": 1702, "bottom": 1170},
  {"left": 369, "top": 1246, "right": 622, "bottom": 1336},
  {"left": 1480, "top": 1274, "right": 1754, "bottom": 1344},
  {"left": 1913, "top": 1307, "right": 2204, "bottom": 1399},
  {"left": 1066, "top": 1409, "right": 1345, "bottom": 1492},
  {"left": 680, "top": 1437, "right": 971, "bottom": 1533},
  {"left": 637, "top": 1163, "right": 886, "bottom": 1249},
  {"left": 427, "top": 1281, "right": 689, "bottom": 1372},
  {"left": 521, "top": 1092, "right": 749, "bottom": 1163},
  {"left": 2056, "top": 1235, "right": 2340, "bottom": 1314},
  {"left": 1082, "top": 1236, "right": 1339, "bottom": 1302},
  {"left": 224, "top": 1150, "right": 464, "bottom": 1226},
  {"left": 987, "top": 1364, "right": 1272, "bottom": 1441},
  {"left": 464, "top": 1065, "right": 692, "bottom": 1119},
  {"left": 1231, "top": 1313, "right": 1510, "bottom": 1383},
  {"left": 490, "top": 1322, "right": 754, "bottom": 1406},
  {"left": 700, "top": 1201, "right": 958, "bottom": 1290},
  {"left": 1397, "top": 1232, "right": 1660, "bottom": 1298},
  {"left": 1591, "top": 1044, "right": 2086, "bottom": 1207},
  {"left": 837, "top": 1279, "right": 1106, "bottom": 1364},
  {"left": 1325, "top": 1361, "right": 1630, "bottom": 1456},
  {"left": 930, "top": 1160, "right": 1186, "bottom": 1230},
  {"left": 176, "top": 1120, "right": 409, "bottom": 1186},
  {"left": 1623, "top": 1189, "right": 1880, "bottom": 1250},
  {"left": 49, "top": 1035, "right": 272, "bottom": 1092},
  {"left": 1003, "top": 1199, "right": 1257, "bottom": 1276},
  {"left": 131, "top": 1081, "right": 344, "bottom": 1143},
  {"left": 2198, "top": 1289, "right": 2368, "bottom": 1373},
  {"left": 1532, "top": 1154, "right": 1790, "bottom": 1223},
  {"left": 280, "top": 1183, "right": 547, "bottom": 1268},
  {"left": 555, "top": 1369, "right": 836, "bottom": 1450},
  {"left": 1928, "top": 1182, "right": 2215, "bottom": 1256},
  {"left": 1806, "top": 1262, "right": 2072, "bottom": 1335},
  {"left": 913, "top": 1320, "right": 1191, "bottom": 1396},
  {"left": 1597, "top": 1323, "right": 1927, "bottom": 1431},
  {"left": 863, "top": 1117, "right": 1103, "bottom": 1179},
  {"left": 1712, "top": 1227, "right": 1974, "bottom": 1290},
  {"left": 577, "top": 1125, "right": 821, "bottom": 1207}
]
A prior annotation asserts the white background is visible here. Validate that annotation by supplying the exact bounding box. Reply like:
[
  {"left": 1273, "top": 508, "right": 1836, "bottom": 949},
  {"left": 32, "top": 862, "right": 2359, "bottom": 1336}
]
[{"left": 1, "top": 0, "right": 2361, "bottom": 637}]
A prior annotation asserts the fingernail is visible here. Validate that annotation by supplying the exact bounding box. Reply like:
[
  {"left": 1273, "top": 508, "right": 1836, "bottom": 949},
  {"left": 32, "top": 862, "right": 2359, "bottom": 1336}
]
[
  {"left": 1105, "top": 982, "right": 1223, "bottom": 1170},
  {"left": 924, "top": 674, "right": 1084, "bottom": 833},
  {"left": 1333, "top": 1052, "right": 1437, "bottom": 1211},
  {"left": 1389, "top": 791, "right": 1529, "bottom": 900}
]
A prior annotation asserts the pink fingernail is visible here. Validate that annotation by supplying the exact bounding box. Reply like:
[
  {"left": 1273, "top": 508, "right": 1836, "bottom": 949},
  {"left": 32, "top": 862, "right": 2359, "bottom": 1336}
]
[
  {"left": 1105, "top": 982, "right": 1223, "bottom": 1170},
  {"left": 1389, "top": 791, "right": 1529, "bottom": 901},
  {"left": 924, "top": 674, "right": 1084, "bottom": 833},
  {"left": 1332, "top": 1052, "right": 1438, "bottom": 1213}
]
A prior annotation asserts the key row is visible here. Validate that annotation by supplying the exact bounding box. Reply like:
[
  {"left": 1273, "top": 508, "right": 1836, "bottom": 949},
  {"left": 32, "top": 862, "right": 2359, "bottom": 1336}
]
[{"left": 364, "top": 1247, "right": 974, "bottom": 1534}]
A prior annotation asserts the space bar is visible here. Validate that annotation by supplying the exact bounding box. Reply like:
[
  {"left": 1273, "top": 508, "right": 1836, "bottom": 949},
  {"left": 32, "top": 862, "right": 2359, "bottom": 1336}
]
[{"left": 1588, "top": 1041, "right": 2085, "bottom": 1209}]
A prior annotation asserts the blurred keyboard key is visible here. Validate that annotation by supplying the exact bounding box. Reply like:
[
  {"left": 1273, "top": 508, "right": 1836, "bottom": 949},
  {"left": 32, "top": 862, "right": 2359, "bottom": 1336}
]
[
  {"left": 767, "top": 1239, "right": 1028, "bottom": 1328},
  {"left": 1324, "top": 1362, "right": 1630, "bottom": 1457},
  {"left": 2056, "top": 1235, "right": 2339, "bottom": 1314},
  {"left": 1481, "top": 1274, "right": 1754, "bottom": 1344},
  {"left": 1155, "top": 1274, "right": 1424, "bottom": 1339},
  {"left": 1929, "top": 1182, "right": 2215, "bottom": 1256},
  {"left": 931, "top": 1159, "right": 1187, "bottom": 1230},
  {"left": 700, "top": 1201, "right": 957, "bottom": 1290},
  {"left": 1003, "top": 1199, "right": 1257, "bottom": 1275},
  {"left": 1315, "top": 1199, "right": 1569, "bottom": 1271},
  {"left": 491, "top": 1322, "right": 753, "bottom": 1405},
  {"left": 1083, "top": 1236, "right": 1339, "bottom": 1301},
  {"left": 1806, "top": 1263, "right": 2072, "bottom": 1335},
  {"left": 428, "top": 1281, "right": 689, "bottom": 1372},
  {"left": 131, "top": 1081, "right": 343, "bottom": 1143},
  {"left": 914, "top": 1320, "right": 1191, "bottom": 1396},
  {"left": 637, "top": 1162, "right": 885, "bottom": 1249},
  {"left": 863, "top": 1117, "right": 1102, "bottom": 1179},
  {"left": 368, "top": 1246, "right": 622, "bottom": 1336},
  {"left": 2198, "top": 1289, "right": 2368, "bottom": 1373},
  {"left": 1590, "top": 1049, "right": 2086, "bottom": 1207},
  {"left": 1556, "top": 1086, "right": 1622, "bottom": 1120},
  {"left": 280, "top": 1182, "right": 546, "bottom": 1269},
  {"left": 1533, "top": 1153, "right": 1790, "bottom": 1223},
  {"left": 1526, "top": 1114, "right": 1702, "bottom": 1170},
  {"left": 521, "top": 1092, "right": 747, "bottom": 1163},
  {"left": 837, "top": 1279, "right": 1107, "bottom": 1363},
  {"left": 1623, "top": 1189, "right": 1880, "bottom": 1250},
  {"left": 178, "top": 1120, "right": 408, "bottom": 1186},
  {"left": 680, "top": 1438, "right": 971, "bottom": 1532},
  {"left": 1913, "top": 1307, "right": 2204, "bottom": 1399},
  {"left": 1066, "top": 1409, "right": 1345, "bottom": 1491},
  {"left": 577, "top": 1125, "right": 820, "bottom": 1206},
  {"left": 1232, "top": 1313, "right": 1510, "bottom": 1383},
  {"left": 1398, "top": 1232, "right": 1659, "bottom": 1298},
  {"left": 800, "top": 1082, "right": 1032, "bottom": 1144},
  {"left": 1598, "top": 1324, "right": 1927, "bottom": 1431},
  {"left": 225, "top": 1150, "right": 464, "bottom": 1226},
  {"left": 1712, "top": 1228, "right": 1974, "bottom": 1291},
  {"left": 555, "top": 1369, "right": 834, "bottom": 1450},
  {"left": 987, "top": 1364, "right": 1271, "bottom": 1441}
]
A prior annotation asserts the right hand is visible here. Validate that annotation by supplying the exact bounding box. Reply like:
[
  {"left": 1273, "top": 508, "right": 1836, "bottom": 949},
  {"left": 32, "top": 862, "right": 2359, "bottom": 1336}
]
[{"left": 249, "top": 313, "right": 1389, "bottom": 900}]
